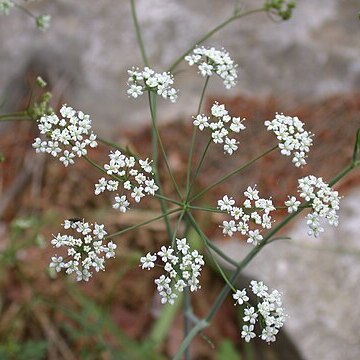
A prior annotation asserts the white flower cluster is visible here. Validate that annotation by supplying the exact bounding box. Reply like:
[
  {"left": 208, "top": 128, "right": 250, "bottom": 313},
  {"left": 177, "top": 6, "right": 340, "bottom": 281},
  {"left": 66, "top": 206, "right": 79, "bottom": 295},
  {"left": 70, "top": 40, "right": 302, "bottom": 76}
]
[
  {"left": 218, "top": 186, "right": 276, "bottom": 246},
  {"left": 265, "top": 113, "right": 313, "bottom": 167},
  {"left": 185, "top": 46, "right": 238, "bottom": 89},
  {"left": 49, "top": 219, "right": 116, "bottom": 282},
  {"left": 127, "top": 66, "right": 178, "bottom": 103},
  {"left": 140, "top": 238, "right": 204, "bottom": 305},
  {"left": 32, "top": 105, "right": 98, "bottom": 167},
  {"left": 95, "top": 151, "right": 158, "bottom": 213},
  {"left": 0, "top": 0, "right": 14, "bottom": 16},
  {"left": 193, "top": 102, "right": 246, "bottom": 155},
  {"left": 233, "top": 281, "right": 286, "bottom": 343},
  {"left": 289, "top": 175, "right": 341, "bottom": 237}
]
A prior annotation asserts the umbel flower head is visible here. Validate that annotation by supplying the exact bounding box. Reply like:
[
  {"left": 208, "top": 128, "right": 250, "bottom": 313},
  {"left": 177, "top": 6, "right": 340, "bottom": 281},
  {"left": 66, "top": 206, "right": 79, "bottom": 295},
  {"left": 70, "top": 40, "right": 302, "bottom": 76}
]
[
  {"left": 94, "top": 151, "right": 158, "bottom": 213},
  {"left": 185, "top": 46, "right": 238, "bottom": 89},
  {"left": 32, "top": 105, "right": 98, "bottom": 166},
  {"left": 36, "top": 14, "right": 51, "bottom": 31},
  {"left": 140, "top": 238, "right": 204, "bottom": 305},
  {"left": 233, "top": 281, "right": 287, "bottom": 343},
  {"left": 49, "top": 219, "right": 116, "bottom": 282},
  {"left": 193, "top": 102, "right": 246, "bottom": 155},
  {"left": 288, "top": 175, "right": 341, "bottom": 237},
  {"left": 218, "top": 185, "right": 276, "bottom": 246},
  {"left": 127, "top": 66, "right": 178, "bottom": 103},
  {"left": 265, "top": 113, "right": 313, "bottom": 167}
]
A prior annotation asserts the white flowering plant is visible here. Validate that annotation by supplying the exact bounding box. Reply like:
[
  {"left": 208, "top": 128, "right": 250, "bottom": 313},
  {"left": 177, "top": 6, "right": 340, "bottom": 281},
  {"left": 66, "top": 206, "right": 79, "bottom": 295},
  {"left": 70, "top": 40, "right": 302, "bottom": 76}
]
[{"left": 1, "top": 0, "right": 360, "bottom": 358}]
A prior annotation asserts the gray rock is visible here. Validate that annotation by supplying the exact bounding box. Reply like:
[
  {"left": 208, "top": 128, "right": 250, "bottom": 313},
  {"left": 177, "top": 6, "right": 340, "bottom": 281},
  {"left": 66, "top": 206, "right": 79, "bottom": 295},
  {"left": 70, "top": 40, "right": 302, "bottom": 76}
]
[{"left": 0, "top": 0, "right": 359, "bottom": 134}]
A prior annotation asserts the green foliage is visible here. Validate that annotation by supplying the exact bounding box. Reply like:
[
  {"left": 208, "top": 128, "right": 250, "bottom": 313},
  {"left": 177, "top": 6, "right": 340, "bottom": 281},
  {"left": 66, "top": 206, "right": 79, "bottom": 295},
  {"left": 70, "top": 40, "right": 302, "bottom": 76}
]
[
  {"left": 0, "top": 340, "right": 47, "bottom": 360},
  {"left": 216, "top": 339, "right": 242, "bottom": 360},
  {"left": 0, "top": 216, "right": 44, "bottom": 271},
  {"left": 27, "top": 92, "right": 53, "bottom": 121},
  {"left": 58, "top": 287, "right": 166, "bottom": 360}
]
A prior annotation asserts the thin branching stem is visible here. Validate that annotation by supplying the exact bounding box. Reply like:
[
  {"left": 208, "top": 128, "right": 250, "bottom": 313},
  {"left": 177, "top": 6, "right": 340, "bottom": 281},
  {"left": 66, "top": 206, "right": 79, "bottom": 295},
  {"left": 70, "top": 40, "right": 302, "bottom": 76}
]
[
  {"left": 187, "top": 138, "right": 212, "bottom": 200},
  {"left": 148, "top": 92, "right": 183, "bottom": 200},
  {"left": 106, "top": 207, "right": 181, "bottom": 239},
  {"left": 0, "top": 112, "right": 30, "bottom": 121},
  {"left": 190, "top": 145, "right": 277, "bottom": 202},
  {"left": 130, "top": 0, "right": 149, "bottom": 67},
  {"left": 168, "top": 7, "right": 266, "bottom": 72},
  {"left": 185, "top": 76, "right": 210, "bottom": 201},
  {"left": 187, "top": 212, "right": 238, "bottom": 267},
  {"left": 147, "top": 93, "right": 175, "bottom": 237}
]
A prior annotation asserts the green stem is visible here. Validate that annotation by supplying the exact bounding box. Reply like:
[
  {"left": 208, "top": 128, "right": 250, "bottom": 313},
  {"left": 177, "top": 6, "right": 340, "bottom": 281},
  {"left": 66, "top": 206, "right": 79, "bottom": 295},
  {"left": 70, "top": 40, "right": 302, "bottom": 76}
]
[
  {"left": 155, "top": 194, "right": 182, "bottom": 206},
  {"left": 13, "top": 2, "right": 37, "bottom": 19},
  {"left": 187, "top": 138, "right": 212, "bottom": 200},
  {"left": 97, "top": 136, "right": 134, "bottom": 156},
  {"left": 172, "top": 319, "right": 209, "bottom": 360},
  {"left": 188, "top": 205, "right": 225, "bottom": 214},
  {"left": 185, "top": 76, "right": 210, "bottom": 200},
  {"left": 148, "top": 93, "right": 174, "bottom": 238},
  {"left": 130, "top": 0, "right": 149, "bottom": 66},
  {"left": 190, "top": 145, "right": 277, "bottom": 202},
  {"left": 168, "top": 7, "right": 266, "bottom": 72},
  {"left": 148, "top": 92, "right": 183, "bottom": 200},
  {"left": 187, "top": 212, "right": 238, "bottom": 268},
  {"left": 0, "top": 112, "right": 30, "bottom": 121},
  {"left": 183, "top": 288, "right": 192, "bottom": 360},
  {"left": 105, "top": 207, "right": 181, "bottom": 239},
  {"left": 172, "top": 210, "right": 186, "bottom": 247}
]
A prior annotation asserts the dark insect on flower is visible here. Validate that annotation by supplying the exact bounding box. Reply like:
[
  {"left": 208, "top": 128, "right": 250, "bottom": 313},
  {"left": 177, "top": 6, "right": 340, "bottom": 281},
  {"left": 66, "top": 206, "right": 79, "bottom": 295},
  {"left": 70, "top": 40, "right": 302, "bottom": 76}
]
[{"left": 67, "top": 217, "right": 82, "bottom": 223}]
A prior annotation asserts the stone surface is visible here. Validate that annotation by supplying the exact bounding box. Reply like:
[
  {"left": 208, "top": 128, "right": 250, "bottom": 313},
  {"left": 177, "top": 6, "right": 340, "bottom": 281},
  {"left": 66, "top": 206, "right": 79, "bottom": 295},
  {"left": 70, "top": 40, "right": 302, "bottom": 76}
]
[
  {"left": 0, "top": 0, "right": 359, "bottom": 134},
  {"left": 216, "top": 188, "right": 360, "bottom": 360}
]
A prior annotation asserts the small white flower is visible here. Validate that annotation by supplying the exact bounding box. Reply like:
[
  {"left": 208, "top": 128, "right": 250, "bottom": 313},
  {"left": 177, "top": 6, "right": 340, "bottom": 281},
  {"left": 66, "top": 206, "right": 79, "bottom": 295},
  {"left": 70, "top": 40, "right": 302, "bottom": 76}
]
[
  {"left": 176, "top": 238, "right": 190, "bottom": 255},
  {"left": 250, "top": 280, "right": 268, "bottom": 298},
  {"left": 131, "top": 186, "right": 145, "bottom": 203},
  {"left": 217, "top": 195, "right": 235, "bottom": 212},
  {"left": 144, "top": 179, "right": 159, "bottom": 195},
  {"left": 285, "top": 196, "right": 301, "bottom": 213},
  {"left": 222, "top": 220, "right": 237, "bottom": 236},
  {"left": 193, "top": 114, "right": 209, "bottom": 131},
  {"left": 140, "top": 252, "right": 157, "bottom": 270},
  {"left": 243, "top": 307, "right": 258, "bottom": 324},
  {"left": 139, "top": 158, "right": 153, "bottom": 173},
  {"left": 233, "top": 289, "right": 249, "bottom": 305},
  {"left": 223, "top": 137, "right": 238, "bottom": 155},
  {"left": 127, "top": 84, "right": 143, "bottom": 98},
  {"left": 247, "top": 229, "right": 263, "bottom": 246},
  {"left": 113, "top": 195, "right": 130, "bottom": 213},
  {"left": 241, "top": 324, "right": 256, "bottom": 342},
  {"left": 49, "top": 256, "right": 64, "bottom": 272}
]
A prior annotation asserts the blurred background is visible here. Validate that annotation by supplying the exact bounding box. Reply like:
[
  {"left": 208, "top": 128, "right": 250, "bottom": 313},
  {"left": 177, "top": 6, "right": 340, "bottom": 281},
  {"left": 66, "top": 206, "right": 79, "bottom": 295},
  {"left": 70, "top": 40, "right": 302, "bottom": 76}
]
[{"left": 0, "top": 0, "right": 360, "bottom": 359}]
